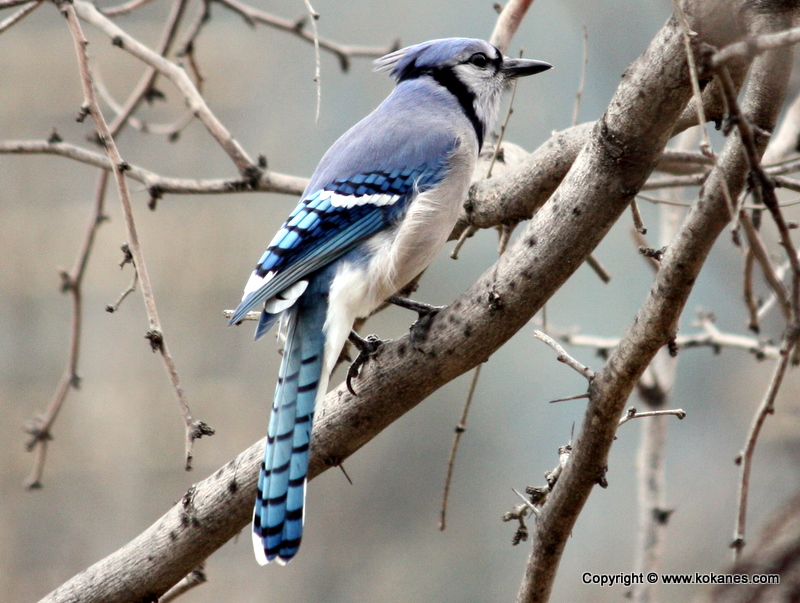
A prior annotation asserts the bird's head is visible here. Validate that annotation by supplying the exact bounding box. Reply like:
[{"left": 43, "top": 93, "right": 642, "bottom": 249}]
[{"left": 375, "top": 37, "right": 551, "bottom": 148}]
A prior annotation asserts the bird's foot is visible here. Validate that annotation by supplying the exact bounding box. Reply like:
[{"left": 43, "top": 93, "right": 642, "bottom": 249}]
[{"left": 346, "top": 332, "right": 386, "bottom": 395}]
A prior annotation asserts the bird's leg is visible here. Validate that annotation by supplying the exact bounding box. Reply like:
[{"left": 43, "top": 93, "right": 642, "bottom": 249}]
[
  {"left": 386, "top": 294, "right": 444, "bottom": 318},
  {"left": 346, "top": 331, "right": 386, "bottom": 396}
]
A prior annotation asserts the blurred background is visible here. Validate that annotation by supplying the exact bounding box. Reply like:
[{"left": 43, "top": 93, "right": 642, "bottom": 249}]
[{"left": 2, "top": 0, "right": 800, "bottom": 601}]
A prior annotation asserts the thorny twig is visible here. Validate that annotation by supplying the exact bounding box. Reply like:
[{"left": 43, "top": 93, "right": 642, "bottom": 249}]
[
  {"left": 502, "top": 444, "right": 572, "bottom": 546},
  {"left": 712, "top": 64, "right": 800, "bottom": 320}
]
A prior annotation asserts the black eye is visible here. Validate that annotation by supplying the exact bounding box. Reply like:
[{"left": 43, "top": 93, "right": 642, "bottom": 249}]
[{"left": 468, "top": 52, "right": 489, "bottom": 68}]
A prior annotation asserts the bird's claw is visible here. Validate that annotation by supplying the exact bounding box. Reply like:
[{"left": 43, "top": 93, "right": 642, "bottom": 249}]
[{"left": 346, "top": 332, "right": 385, "bottom": 395}]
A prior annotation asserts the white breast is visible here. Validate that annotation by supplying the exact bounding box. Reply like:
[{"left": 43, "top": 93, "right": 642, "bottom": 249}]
[{"left": 321, "top": 136, "right": 477, "bottom": 379}]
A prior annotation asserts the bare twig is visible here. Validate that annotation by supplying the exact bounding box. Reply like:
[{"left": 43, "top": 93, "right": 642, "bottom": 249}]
[
  {"left": 487, "top": 77, "right": 520, "bottom": 179},
  {"left": 584, "top": 254, "right": 611, "bottom": 283},
  {"left": 743, "top": 246, "right": 760, "bottom": 332},
  {"left": 72, "top": 0, "right": 259, "bottom": 179},
  {"left": 222, "top": 309, "right": 259, "bottom": 321},
  {"left": 548, "top": 393, "right": 589, "bottom": 404},
  {"left": 712, "top": 63, "right": 800, "bottom": 321},
  {"left": 58, "top": 0, "right": 213, "bottom": 470},
  {"left": 301, "top": 0, "right": 321, "bottom": 122},
  {"left": 672, "top": 0, "right": 713, "bottom": 156},
  {"left": 0, "top": 139, "right": 307, "bottom": 196},
  {"left": 213, "top": 0, "right": 395, "bottom": 72},
  {"left": 106, "top": 265, "right": 139, "bottom": 314},
  {"left": 449, "top": 225, "right": 476, "bottom": 260},
  {"left": 561, "top": 315, "right": 782, "bottom": 361},
  {"left": 630, "top": 198, "right": 647, "bottom": 234},
  {"left": 632, "top": 228, "right": 661, "bottom": 273},
  {"left": 642, "top": 173, "right": 707, "bottom": 190}
]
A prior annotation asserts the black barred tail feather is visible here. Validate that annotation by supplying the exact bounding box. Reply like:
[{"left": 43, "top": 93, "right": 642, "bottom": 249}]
[{"left": 252, "top": 289, "right": 327, "bottom": 565}]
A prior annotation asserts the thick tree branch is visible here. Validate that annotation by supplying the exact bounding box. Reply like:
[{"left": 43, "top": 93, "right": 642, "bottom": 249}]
[{"left": 517, "top": 6, "right": 792, "bottom": 601}]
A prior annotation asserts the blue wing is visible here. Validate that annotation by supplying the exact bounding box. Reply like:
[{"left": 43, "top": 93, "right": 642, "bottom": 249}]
[
  {"left": 228, "top": 163, "right": 447, "bottom": 329},
  {"left": 230, "top": 78, "right": 463, "bottom": 336}
]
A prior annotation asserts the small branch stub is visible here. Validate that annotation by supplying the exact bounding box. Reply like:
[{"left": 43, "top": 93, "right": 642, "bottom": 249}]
[
  {"left": 533, "top": 329, "right": 594, "bottom": 380},
  {"left": 618, "top": 406, "right": 687, "bottom": 427}
]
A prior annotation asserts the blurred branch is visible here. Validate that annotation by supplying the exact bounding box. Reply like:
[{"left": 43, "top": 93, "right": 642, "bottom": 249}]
[
  {"left": 629, "top": 126, "right": 693, "bottom": 603},
  {"left": 0, "top": 0, "right": 42, "bottom": 33},
  {"left": 23, "top": 171, "right": 109, "bottom": 489},
  {"left": 0, "top": 0, "right": 34, "bottom": 7},
  {"left": 572, "top": 25, "right": 588, "bottom": 127},
  {"left": 712, "top": 25, "right": 800, "bottom": 68},
  {"left": 489, "top": 0, "right": 534, "bottom": 54},
  {"left": 738, "top": 211, "right": 791, "bottom": 320},
  {"left": 702, "top": 491, "right": 800, "bottom": 603},
  {"left": 99, "top": 0, "right": 156, "bottom": 18},
  {"left": 733, "top": 328, "right": 798, "bottom": 560},
  {"left": 439, "top": 362, "right": 482, "bottom": 532},
  {"left": 562, "top": 311, "right": 783, "bottom": 361},
  {"left": 159, "top": 565, "right": 207, "bottom": 602}
]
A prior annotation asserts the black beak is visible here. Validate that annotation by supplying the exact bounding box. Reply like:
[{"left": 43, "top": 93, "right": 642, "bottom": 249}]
[{"left": 501, "top": 57, "right": 552, "bottom": 79}]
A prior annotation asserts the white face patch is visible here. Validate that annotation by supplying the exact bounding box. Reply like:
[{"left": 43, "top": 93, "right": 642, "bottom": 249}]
[
  {"left": 320, "top": 188, "right": 400, "bottom": 209},
  {"left": 451, "top": 62, "right": 504, "bottom": 138}
]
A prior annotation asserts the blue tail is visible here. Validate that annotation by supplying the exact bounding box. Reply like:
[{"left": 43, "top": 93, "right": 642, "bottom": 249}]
[{"left": 253, "top": 285, "right": 327, "bottom": 565}]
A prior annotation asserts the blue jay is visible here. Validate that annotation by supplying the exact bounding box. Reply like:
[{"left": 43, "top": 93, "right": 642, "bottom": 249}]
[{"left": 229, "top": 37, "right": 550, "bottom": 565}]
